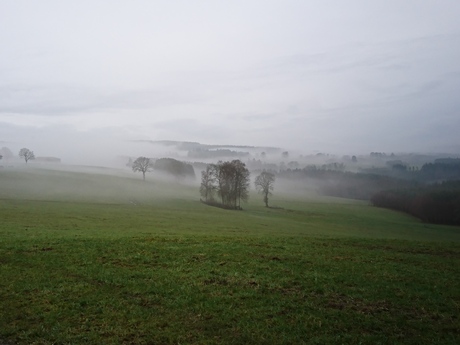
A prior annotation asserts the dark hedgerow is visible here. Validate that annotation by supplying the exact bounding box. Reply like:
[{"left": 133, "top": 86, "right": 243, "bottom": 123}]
[{"left": 371, "top": 181, "right": 460, "bottom": 225}]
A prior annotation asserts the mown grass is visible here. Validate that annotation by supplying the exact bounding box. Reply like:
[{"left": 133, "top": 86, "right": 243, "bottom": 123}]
[{"left": 1, "top": 167, "right": 459, "bottom": 344}]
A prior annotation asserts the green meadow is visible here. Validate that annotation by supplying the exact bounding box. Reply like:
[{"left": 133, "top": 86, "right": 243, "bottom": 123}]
[{"left": 1, "top": 167, "right": 459, "bottom": 344}]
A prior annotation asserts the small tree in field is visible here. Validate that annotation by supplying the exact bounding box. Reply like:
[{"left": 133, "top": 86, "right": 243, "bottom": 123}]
[
  {"left": 19, "top": 148, "right": 35, "bottom": 163},
  {"left": 132, "top": 157, "right": 152, "bottom": 180},
  {"left": 255, "top": 171, "right": 276, "bottom": 207}
]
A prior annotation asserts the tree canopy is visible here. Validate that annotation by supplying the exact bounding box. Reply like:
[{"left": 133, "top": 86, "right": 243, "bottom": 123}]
[
  {"left": 132, "top": 157, "right": 152, "bottom": 180},
  {"left": 200, "top": 160, "right": 250, "bottom": 209},
  {"left": 200, "top": 164, "right": 217, "bottom": 203},
  {"left": 19, "top": 148, "right": 35, "bottom": 163},
  {"left": 255, "top": 171, "right": 276, "bottom": 207}
]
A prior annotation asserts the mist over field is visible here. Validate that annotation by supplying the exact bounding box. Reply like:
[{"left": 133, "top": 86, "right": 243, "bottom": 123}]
[{"left": 1, "top": 4, "right": 460, "bottom": 343}]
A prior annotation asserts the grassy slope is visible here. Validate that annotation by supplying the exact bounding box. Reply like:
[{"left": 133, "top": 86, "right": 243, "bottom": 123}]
[{"left": 1, "top": 167, "right": 459, "bottom": 344}]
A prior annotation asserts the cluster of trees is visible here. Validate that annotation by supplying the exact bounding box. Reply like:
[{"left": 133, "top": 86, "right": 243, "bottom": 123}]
[
  {"left": 200, "top": 160, "right": 250, "bottom": 209},
  {"left": 200, "top": 160, "right": 277, "bottom": 209},
  {"left": 371, "top": 181, "right": 460, "bottom": 225}
]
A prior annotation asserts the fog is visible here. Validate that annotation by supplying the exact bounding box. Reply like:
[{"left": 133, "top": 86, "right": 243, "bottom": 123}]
[{"left": 1, "top": 1, "right": 460, "bottom": 167}]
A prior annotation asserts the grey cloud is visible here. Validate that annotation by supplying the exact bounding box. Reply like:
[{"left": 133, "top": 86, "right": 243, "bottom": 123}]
[
  {"left": 0, "top": 85, "right": 107, "bottom": 115},
  {"left": 239, "top": 113, "right": 280, "bottom": 122},
  {"left": 248, "top": 33, "right": 460, "bottom": 85},
  {"left": 0, "top": 83, "right": 208, "bottom": 116}
]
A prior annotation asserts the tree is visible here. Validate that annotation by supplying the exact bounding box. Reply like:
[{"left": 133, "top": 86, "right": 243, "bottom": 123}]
[
  {"left": 215, "top": 161, "right": 235, "bottom": 207},
  {"left": 255, "top": 171, "right": 276, "bottom": 207},
  {"left": 0, "top": 147, "right": 13, "bottom": 161},
  {"left": 200, "top": 164, "right": 217, "bottom": 202},
  {"left": 19, "top": 148, "right": 35, "bottom": 163},
  {"left": 232, "top": 159, "right": 250, "bottom": 208},
  {"left": 132, "top": 157, "right": 152, "bottom": 180}
]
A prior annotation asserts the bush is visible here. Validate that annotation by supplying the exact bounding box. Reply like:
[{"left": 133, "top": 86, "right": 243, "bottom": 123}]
[{"left": 153, "top": 158, "right": 195, "bottom": 179}]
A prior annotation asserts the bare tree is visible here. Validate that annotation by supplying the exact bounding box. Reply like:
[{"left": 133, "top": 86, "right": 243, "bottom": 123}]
[
  {"left": 19, "top": 148, "right": 35, "bottom": 163},
  {"left": 1, "top": 147, "right": 13, "bottom": 163},
  {"left": 200, "top": 164, "right": 217, "bottom": 202},
  {"left": 255, "top": 171, "right": 276, "bottom": 207},
  {"left": 215, "top": 161, "right": 235, "bottom": 207},
  {"left": 232, "top": 159, "right": 250, "bottom": 208},
  {"left": 132, "top": 157, "right": 152, "bottom": 180}
]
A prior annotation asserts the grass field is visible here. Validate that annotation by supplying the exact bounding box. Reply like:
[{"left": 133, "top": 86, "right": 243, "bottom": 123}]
[{"left": 1, "top": 167, "right": 459, "bottom": 344}]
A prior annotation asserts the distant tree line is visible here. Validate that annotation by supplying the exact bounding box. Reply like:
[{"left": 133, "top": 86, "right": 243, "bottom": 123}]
[
  {"left": 200, "top": 160, "right": 250, "bottom": 210},
  {"left": 279, "top": 167, "right": 414, "bottom": 200},
  {"left": 371, "top": 181, "right": 460, "bottom": 225},
  {"left": 360, "top": 158, "right": 460, "bottom": 182},
  {"left": 275, "top": 159, "right": 460, "bottom": 201},
  {"left": 188, "top": 149, "right": 249, "bottom": 160},
  {"left": 417, "top": 159, "right": 460, "bottom": 182}
]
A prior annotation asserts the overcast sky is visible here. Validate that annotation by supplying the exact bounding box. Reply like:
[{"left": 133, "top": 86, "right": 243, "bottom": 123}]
[{"left": 1, "top": 0, "right": 460, "bottom": 161}]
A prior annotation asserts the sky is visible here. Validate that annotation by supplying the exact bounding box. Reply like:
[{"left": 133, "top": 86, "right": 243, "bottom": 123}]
[{"left": 1, "top": 0, "right": 460, "bottom": 163}]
